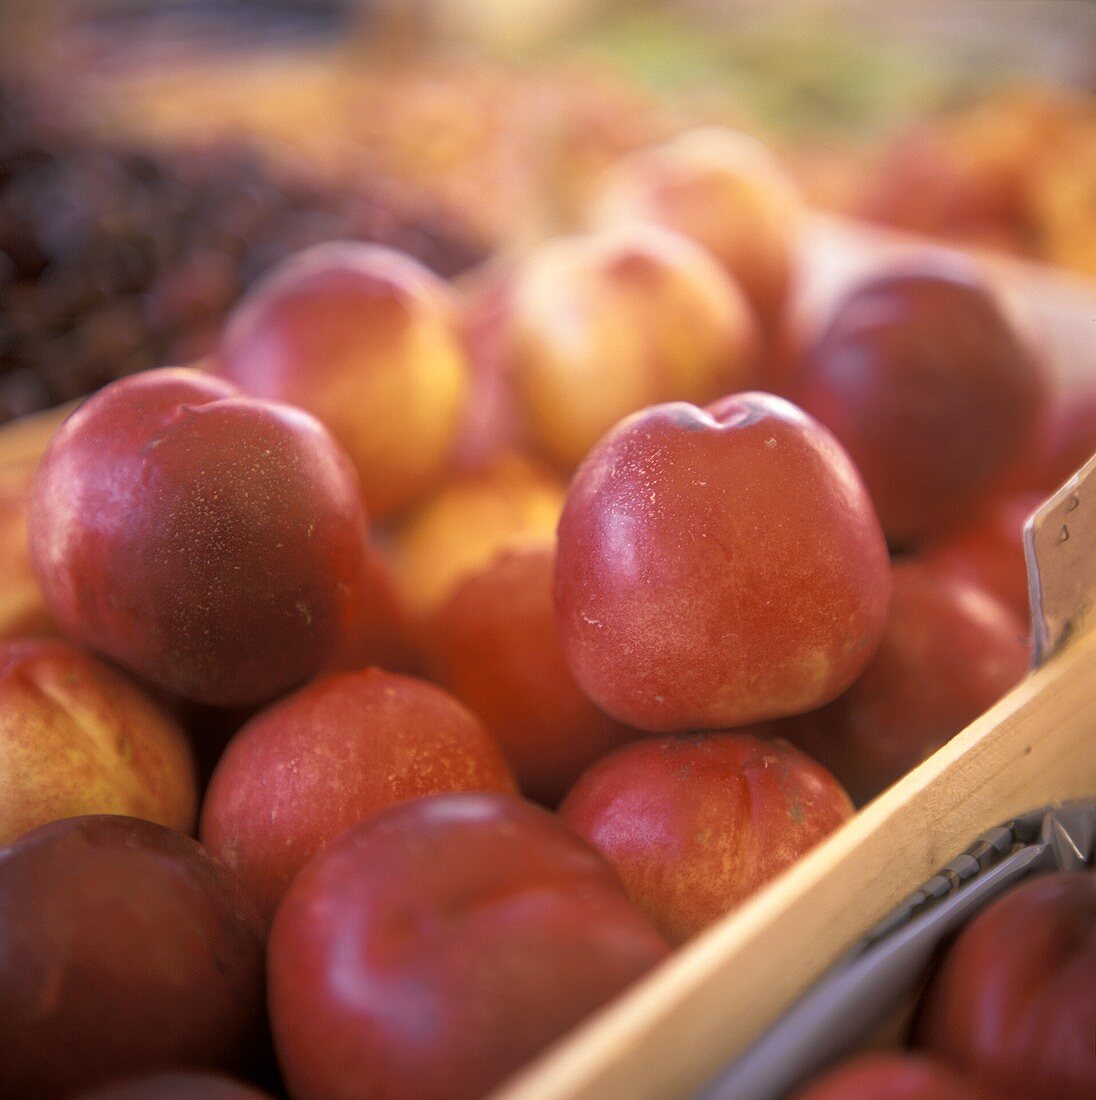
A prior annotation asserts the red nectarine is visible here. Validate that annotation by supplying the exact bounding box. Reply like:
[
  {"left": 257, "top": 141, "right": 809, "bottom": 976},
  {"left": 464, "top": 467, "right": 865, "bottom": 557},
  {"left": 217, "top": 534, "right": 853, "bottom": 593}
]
[{"left": 554, "top": 392, "right": 892, "bottom": 731}]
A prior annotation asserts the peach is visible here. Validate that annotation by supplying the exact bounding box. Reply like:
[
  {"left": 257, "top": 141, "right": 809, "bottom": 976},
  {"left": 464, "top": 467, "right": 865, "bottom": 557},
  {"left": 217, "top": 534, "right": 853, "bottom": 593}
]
[
  {"left": 914, "top": 872, "right": 1096, "bottom": 1100},
  {"left": 0, "top": 461, "right": 54, "bottom": 641},
  {"left": 507, "top": 224, "right": 760, "bottom": 470},
  {"left": 200, "top": 668, "right": 516, "bottom": 924},
  {"left": 0, "top": 815, "right": 265, "bottom": 1100},
  {"left": 421, "top": 543, "right": 641, "bottom": 805},
  {"left": 923, "top": 491, "right": 1042, "bottom": 625},
  {"left": 268, "top": 792, "right": 669, "bottom": 1100},
  {"left": 216, "top": 242, "right": 470, "bottom": 518},
  {"left": 72, "top": 1074, "right": 275, "bottom": 1100},
  {"left": 559, "top": 732, "right": 853, "bottom": 945},
  {"left": 0, "top": 638, "right": 197, "bottom": 845},
  {"left": 390, "top": 450, "right": 566, "bottom": 618},
  {"left": 781, "top": 560, "right": 1030, "bottom": 805},
  {"left": 1025, "top": 382, "right": 1096, "bottom": 495},
  {"left": 587, "top": 127, "right": 804, "bottom": 334},
  {"left": 555, "top": 393, "right": 892, "bottom": 731},
  {"left": 790, "top": 1053, "right": 1001, "bottom": 1100},
  {"left": 787, "top": 258, "right": 1050, "bottom": 550},
  {"left": 29, "top": 368, "right": 377, "bottom": 708},
  {"left": 449, "top": 262, "right": 529, "bottom": 472}
]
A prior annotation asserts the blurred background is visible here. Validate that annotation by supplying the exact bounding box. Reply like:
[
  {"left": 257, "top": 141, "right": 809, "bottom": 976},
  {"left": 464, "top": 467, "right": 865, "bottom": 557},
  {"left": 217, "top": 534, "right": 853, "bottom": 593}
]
[{"left": 3, "top": 0, "right": 1094, "bottom": 423}]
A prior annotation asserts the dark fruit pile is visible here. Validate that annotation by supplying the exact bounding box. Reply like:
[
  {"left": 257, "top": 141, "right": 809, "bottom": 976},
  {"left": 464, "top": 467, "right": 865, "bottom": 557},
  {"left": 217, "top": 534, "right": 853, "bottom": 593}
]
[{"left": 0, "top": 81, "right": 487, "bottom": 424}]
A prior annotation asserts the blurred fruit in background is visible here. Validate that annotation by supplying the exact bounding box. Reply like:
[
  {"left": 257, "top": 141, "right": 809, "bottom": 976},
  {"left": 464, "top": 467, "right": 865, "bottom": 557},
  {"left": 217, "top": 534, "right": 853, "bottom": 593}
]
[
  {"left": 0, "top": 73, "right": 488, "bottom": 427},
  {"left": 216, "top": 241, "right": 472, "bottom": 519},
  {"left": 506, "top": 222, "right": 760, "bottom": 471},
  {"left": 922, "top": 490, "right": 1043, "bottom": 626},
  {"left": 785, "top": 257, "right": 1049, "bottom": 551},
  {"left": 586, "top": 127, "right": 803, "bottom": 336},
  {"left": 861, "top": 87, "right": 1096, "bottom": 277},
  {"left": 0, "top": 460, "right": 54, "bottom": 640},
  {"left": 1, "top": 0, "right": 1093, "bottom": 427}
]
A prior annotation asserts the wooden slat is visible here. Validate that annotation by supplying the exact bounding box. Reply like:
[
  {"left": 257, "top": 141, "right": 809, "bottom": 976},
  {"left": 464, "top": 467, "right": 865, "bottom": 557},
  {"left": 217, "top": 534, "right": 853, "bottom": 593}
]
[{"left": 494, "top": 622, "right": 1096, "bottom": 1100}]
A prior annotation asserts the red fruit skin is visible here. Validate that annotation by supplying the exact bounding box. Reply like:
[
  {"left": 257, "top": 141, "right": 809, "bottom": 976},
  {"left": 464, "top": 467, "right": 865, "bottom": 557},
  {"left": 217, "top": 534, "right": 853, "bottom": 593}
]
[
  {"left": 914, "top": 872, "right": 1096, "bottom": 1100},
  {"left": 789, "top": 263, "right": 1049, "bottom": 550},
  {"left": 0, "top": 637, "right": 197, "bottom": 845},
  {"left": 781, "top": 560, "right": 1029, "bottom": 805},
  {"left": 352, "top": 540, "right": 422, "bottom": 674},
  {"left": 216, "top": 242, "right": 469, "bottom": 519},
  {"left": 0, "top": 815, "right": 266, "bottom": 1100},
  {"left": 789, "top": 1052, "right": 1002, "bottom": 1100},
  {"left": 72, "top": 1072, "right": 274, "bottom": 1100},
  {"left": 267, "top": 791, "right": 669, "bottom": 1100},
  {"left": 450, "top": 264, "right": 529, "bottom": 472},
  {"left": 554, "top": 393, "right": 892, "bottom": 732},
  {"left": 558, "top": 732, "right": 854, "bottom": 945},
  {"left": 923, "top": 491, "right": 1042, "bottom": 624},
  {"left": 1043, "top": 389, "right": 1096, "bottom": 484},
  {"left": 28, "top": 367, "right": 375, "bottom": 708},
  {"left": 421, "top": 543, "right": 642, "bottom": 805},
  {"left": 200, "top": 668, "right": 517, "bottom": 924},
  {"left": 1026, "top": 383, "right": 1096, "bottom": 495}
]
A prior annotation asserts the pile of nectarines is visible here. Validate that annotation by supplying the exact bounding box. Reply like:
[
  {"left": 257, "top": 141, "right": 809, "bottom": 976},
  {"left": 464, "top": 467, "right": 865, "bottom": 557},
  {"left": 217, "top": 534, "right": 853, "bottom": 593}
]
[{"left": 1, "top": 124, "right": 1088, "bottom": 1100}]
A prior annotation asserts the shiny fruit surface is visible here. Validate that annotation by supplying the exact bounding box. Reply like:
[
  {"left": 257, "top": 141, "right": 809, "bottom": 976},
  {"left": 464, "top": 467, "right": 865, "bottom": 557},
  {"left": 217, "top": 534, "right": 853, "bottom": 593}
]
[
  {"left": 555, "top": 392, "right": 892, "bottom": 731},
  {"left": 29, "top": 367, "right": 375, "bottom": 708},
  {"left": 200, "top": 668, "right": 516, "bottom": 924},
  {"left": 0, "top": 815, "right": 265, "bottom": 1100},
  {"left": 268, "top": 791, "right": 668, "bottom": 1100},
  {"left": 559, "top": 732, "right": 853, "bottom": 944}
]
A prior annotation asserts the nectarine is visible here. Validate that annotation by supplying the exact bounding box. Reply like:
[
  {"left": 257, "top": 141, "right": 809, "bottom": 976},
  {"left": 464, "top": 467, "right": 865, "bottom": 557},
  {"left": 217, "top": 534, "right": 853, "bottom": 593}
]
[{"left": 555, "top": 392, "right": 892, "bottom": 731}]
